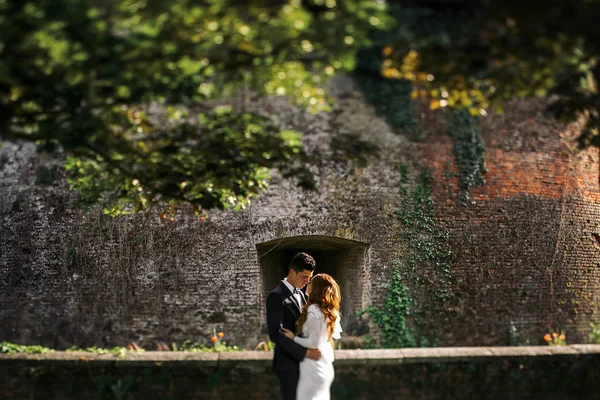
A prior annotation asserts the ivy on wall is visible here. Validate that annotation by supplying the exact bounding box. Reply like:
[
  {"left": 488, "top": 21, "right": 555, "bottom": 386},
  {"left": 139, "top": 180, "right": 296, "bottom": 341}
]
[
  {"left": 352, "top": 5, "right": 488, "bottom": 207},
  {"left": 361, "top": 165, "right": 453, "bottom": 348},
  {"left": 446, "top": 110, "right": 487, "bottom": 206},
  {"left": 397, "top": 166, "right": 453, "bottom": 346},
  {"left": 353, "top": 77, "right": 418, "bottom": 137},
  {"left": 352, "top": 13, "right": 486, "bottom": 344},
  {"left": 359, "top": 265, "right": 415, "bottom": 348},
  {"left": 354, "top": 55, "right": 487, "bottom": 206},
  {"left": 353, "top": 46, "right": 419, "bottom": 138},
  {"left": 354, "top": 51, "right": 487, "bottom": 207}
]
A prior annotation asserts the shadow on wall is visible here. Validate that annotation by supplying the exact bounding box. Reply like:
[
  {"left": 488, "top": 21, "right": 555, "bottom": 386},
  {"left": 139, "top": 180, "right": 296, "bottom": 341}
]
[{"left": 256, "top": 235, "right": 370, "bottom": 335}]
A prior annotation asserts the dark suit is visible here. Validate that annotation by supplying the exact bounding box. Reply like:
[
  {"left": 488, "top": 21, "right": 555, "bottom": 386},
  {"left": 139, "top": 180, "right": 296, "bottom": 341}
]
[{"left": 266, "top": 281, "right": 307, "bottom": 400}]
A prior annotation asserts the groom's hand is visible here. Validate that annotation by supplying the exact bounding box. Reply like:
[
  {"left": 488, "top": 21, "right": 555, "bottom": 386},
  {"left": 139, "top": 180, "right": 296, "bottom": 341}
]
[{"left": 305, "top": 349, "right": 322, "bottom": 360}]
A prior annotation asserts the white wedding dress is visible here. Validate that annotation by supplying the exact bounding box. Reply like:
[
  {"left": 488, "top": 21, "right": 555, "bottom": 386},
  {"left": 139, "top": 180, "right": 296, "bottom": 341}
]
[{"left": 293, "top": 304, "right": 342, "bottom": 400}]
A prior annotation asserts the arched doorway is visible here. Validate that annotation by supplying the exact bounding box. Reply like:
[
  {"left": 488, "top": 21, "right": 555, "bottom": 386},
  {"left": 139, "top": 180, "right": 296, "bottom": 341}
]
[{"left": 257, "top": 235, "right": 370, "bottom": 333}]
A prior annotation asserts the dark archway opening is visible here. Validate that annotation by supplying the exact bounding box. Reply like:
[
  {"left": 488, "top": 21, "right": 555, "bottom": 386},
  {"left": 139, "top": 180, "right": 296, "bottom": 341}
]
[{"left": 257, "top": 235, "right": 370, "bottom": 334}]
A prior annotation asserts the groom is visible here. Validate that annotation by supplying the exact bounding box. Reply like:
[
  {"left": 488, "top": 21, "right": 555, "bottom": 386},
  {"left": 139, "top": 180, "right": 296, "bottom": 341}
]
[{"left": 266, "top": 252, "right": 322, "bottom": 400}]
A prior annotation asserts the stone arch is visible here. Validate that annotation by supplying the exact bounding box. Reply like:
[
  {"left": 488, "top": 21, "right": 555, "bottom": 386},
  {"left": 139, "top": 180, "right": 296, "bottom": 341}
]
[{"left": 257, "top": 235, "right": 370, "bottom": 333}]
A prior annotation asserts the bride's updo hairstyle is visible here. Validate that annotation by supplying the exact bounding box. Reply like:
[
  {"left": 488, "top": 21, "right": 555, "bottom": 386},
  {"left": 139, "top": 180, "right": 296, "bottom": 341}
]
[{"left": 296, "top": 273, "right": 341, "bottom": 340}]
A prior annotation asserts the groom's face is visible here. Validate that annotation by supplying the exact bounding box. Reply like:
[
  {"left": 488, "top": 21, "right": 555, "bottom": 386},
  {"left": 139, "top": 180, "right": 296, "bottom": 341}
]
[{"left": 290, "top": 269, "right": 313, "bottom": 289}]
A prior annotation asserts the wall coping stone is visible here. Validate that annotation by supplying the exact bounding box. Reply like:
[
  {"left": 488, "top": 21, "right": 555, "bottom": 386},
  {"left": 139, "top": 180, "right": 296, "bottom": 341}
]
[{"left": 2, "top": 345, "right": 600, "bottom": 368}]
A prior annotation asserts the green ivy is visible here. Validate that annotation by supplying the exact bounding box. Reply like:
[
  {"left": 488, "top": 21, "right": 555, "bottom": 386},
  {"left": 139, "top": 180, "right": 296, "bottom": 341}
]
[
  {"left": 66, "top": 345, "right": 140, "bottom": 358},
  {"left": 446, "top": 110, "right": 487, "bottom": 206},
  {"left": 588, "top": 322, "right": 600, "bottom": 344},
  {"left": 96, "top": 375, "right": 135, "bottom": 400},
  {"left": 396, "top": 167, "right": 453, "bottom": 346},
  {"left": 353, "top": 46, "right": 419, "bottom": 137},
  {"left": 360, "top": 166, "right": 453, "bottom": 348},
  {"left": 0, "top": 341, "right": 243, "bottom": 356},
  {"left": 0, "top": 341, "right": 54, "bottom": 355},
  {"left": 359, "top": 266, "right": 416, "bottom": 348},
  {"left": 177, "top": 339, "right": 241, "bottom": 353},
  {"left": 354, "top": 71, "right": 418, "bottom": 136}
]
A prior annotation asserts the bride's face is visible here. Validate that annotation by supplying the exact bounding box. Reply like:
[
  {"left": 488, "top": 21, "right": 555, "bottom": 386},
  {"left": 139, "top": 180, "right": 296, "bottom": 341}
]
[{"left": 306, "top": 281, "right": 312, "bottom": 297}]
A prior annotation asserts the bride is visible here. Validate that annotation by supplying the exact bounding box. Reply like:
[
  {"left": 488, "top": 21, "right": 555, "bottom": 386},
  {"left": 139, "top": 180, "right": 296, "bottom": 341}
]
[{"left": 281, "top": 273, "right": 342, "bottom": 400}]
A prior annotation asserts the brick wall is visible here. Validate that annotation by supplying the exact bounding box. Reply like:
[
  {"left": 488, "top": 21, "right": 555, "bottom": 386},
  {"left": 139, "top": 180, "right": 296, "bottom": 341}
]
[
  {"left": 2, "top": 85, "right": 600, "bottom": 349},
  {"left": 0, "top": 146, "right": 401, "bottom": 349},
  {"left": 419, "top": 99, "right": 600, "bottom": 344}
]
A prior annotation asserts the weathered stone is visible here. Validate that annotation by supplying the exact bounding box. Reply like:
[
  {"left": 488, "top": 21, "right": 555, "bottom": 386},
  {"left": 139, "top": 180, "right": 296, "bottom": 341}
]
[
  {"left": 3, "top": 347, "right": 600, "bottom": 399},
  {"left": 1, "top": 78, "right": 600, "bottom": 350}
]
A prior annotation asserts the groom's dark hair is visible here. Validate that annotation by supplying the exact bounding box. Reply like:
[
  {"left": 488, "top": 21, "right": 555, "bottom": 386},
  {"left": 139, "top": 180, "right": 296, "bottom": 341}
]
[{"left": 289, "top": 252, "right": 316, "bottom": 273}]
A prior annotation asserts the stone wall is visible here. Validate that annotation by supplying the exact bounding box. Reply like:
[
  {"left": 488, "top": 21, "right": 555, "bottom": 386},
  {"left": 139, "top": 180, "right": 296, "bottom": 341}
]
[
  {"left": 0, "top": 82, "right": 409, "bottom": 349},
  {"left": 2, "top": 79, "right": 600, "bottom": 349},
  {"left": 418, "top": 99, "right": 600, "bottom": 344},
  {"left": 2, "top": 347, "right": 600, "bottom": 400}
]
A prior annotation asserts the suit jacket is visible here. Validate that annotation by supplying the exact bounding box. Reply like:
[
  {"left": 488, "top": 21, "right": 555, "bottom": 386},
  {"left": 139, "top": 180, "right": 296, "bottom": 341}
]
[{"left": 266, "top": 281, "right": 307, "bottom": 373}]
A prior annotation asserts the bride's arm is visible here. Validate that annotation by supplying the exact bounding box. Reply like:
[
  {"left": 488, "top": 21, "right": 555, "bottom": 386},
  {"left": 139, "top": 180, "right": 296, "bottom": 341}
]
[{"left": 293, "top": 311, "right": 328, "bottom": 349}]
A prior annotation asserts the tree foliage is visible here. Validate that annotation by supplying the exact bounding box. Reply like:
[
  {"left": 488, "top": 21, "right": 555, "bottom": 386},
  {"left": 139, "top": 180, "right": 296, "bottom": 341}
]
[
  {"left": 63, "top": 107, "right": 310, "bottom": 215},
  {"left": 0, "top": 0, "right": 389, "bottom": 213},
  {"left": 380, "top": 0, "right": 600, "bottom": 146},
  {"left": 3, "top": 0, "right": 600, "bottom": 214}
]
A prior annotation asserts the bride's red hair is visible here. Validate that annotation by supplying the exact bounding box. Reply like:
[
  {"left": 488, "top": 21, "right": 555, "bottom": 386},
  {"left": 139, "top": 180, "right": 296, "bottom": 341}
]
[{"left": 296, "top": 273, "right": 341, "bottom": 340}]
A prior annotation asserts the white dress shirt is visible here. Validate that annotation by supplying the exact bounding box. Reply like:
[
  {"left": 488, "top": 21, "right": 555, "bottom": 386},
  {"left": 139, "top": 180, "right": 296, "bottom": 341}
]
[{"left": 283, "top": 278, "right": 303, "bottom": 308}]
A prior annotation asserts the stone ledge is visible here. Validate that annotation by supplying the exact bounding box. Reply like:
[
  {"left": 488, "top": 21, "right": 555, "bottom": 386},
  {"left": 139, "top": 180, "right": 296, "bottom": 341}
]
[{"left": 2, "top": 345, "right": 600, "bottom": 368}]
